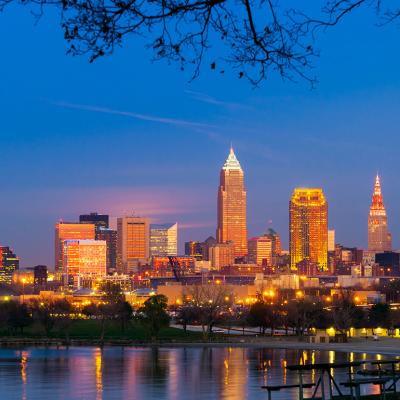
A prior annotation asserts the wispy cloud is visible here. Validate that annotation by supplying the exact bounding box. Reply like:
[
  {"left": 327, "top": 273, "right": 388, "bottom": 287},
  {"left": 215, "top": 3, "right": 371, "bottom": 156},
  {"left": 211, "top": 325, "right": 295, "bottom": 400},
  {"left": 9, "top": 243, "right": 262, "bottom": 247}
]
[
  {"left": 185, "top": 90, "right": 252, "bottom": 110},
  {"left": 51, "top": 101, "right": 214, "bottom": 129}
]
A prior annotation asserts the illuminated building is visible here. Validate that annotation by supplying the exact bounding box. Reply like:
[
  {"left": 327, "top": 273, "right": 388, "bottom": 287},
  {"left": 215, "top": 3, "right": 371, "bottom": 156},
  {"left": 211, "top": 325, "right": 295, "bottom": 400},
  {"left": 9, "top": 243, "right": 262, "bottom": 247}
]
[
  {"left": 0, "top": 246, "right": 19, "bottom": 285},
  {"left": 264, "top": 229, "right": 281, "bottom": 264},
  {"left": 248, "top": 236, "right": 273, "bottom": 265},
  {"left": 63, "top": 239, "right": 107, "bottom": 287},
  {"left": 79, "top": 213, "right": 116, "bottom": 272},
  {"left": 150, "top": 223, "right": 178, "bottom": 257},
  {"left": 216, "top": 147, "right": 247, "bottom": 258},
  {"left": 289, "top": 188, "right": 328, "bottom": 271},
  {"left": 117, "top": 216, "right": 150, "bottom": 274},
  {"left": 368, "top": 175, "right": 392, "bottom": 252},
  {"left": 151, "top": 256, "right": 195, "bottom": 276},
  {"left": 79, "top": 212, "right": 109, "bottom": 229},
  {"left": 96, "top": 227, "right": 117, "bottom": 273},
  {"left": 328, "top": 229, "right": 335, "bottom": 252},
  {"left": 209, "top": 242, "right": 235, "bottom": 270},
  {"left": 55, "top": 222, "right": 95, "bottom": 271},
  {"left": 201, "top": 236, "right": 217, "bottom": 261},
  {"left": 184, "top": 241, "right": 203, "bottom": 259},
  {"left": 34, "top": 265, "right": 48, "bottom": 292}
]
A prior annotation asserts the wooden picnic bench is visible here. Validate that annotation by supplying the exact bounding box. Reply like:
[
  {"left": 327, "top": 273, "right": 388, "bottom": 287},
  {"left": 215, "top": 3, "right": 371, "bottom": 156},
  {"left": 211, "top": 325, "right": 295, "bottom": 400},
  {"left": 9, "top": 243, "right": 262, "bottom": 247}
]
[
  {"left": 341, "top": 377, "right": 391, "bottom": 400},
  {"left": 371, "top": 360, "right": 400, "bottom": 393},
  {"left": 261, "top": 383, "right": 315, "bottom": 400},
  {"left": 287, "top": 361, "right": 365, "bottom": 400}
]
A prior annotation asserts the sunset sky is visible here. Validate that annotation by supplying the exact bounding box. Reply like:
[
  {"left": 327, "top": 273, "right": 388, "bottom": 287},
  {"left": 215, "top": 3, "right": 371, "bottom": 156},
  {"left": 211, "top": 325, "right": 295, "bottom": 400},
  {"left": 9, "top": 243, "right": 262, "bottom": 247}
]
[{"left": 1, "top": 5, "right": 400, "bottom": 267}]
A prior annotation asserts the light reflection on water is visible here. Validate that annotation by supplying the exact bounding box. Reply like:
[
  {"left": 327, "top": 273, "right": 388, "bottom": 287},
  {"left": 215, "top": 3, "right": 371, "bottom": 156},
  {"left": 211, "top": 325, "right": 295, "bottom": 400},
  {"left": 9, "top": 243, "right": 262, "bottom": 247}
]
[{"left": 0, "top": 347, "right": 395, "bottom": 399}]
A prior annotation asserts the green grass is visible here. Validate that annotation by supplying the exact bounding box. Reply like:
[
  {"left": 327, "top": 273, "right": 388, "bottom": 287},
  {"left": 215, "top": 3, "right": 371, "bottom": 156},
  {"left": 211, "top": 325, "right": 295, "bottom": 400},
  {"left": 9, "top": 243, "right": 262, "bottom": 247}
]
[{"left": 0, "top": 320, "right": 206, "bottom": 342}]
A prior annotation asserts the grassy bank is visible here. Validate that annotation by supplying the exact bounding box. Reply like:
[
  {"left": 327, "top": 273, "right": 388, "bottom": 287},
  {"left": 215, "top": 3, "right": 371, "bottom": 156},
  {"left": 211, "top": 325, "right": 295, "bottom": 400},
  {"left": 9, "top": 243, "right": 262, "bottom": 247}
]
[{"left": 0, "top": 320, "right": 208, "bottom": 342}]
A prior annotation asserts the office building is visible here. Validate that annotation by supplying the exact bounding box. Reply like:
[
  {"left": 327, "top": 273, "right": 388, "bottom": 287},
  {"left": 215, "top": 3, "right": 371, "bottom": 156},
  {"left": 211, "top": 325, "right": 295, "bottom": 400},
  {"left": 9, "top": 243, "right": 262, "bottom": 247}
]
[
  {"left": 150, "top": 223, "right": 178, "bottom": 257},
  {"left": 289, "top": 188, "right": 328, "bottom": 271},
  {"left": 34, "top": 265, "right": 48, "bottom": 292},
  {"left": 0, "top": 247, "right": 19, "bottom": 285},
  {"left": 96, "top": 227, "right": 117, "bottom": 273},
  {"left": 117, "top": 216, "right": 150, "bottom": 274},
  {"left": 55, "top": 222, "right": 95, "bottom": 271},
  {"left": 216, "top": 147, "right": 247, "bottom": 258},
  {"left": 248, "top": 236, "right": 273, "bottom": 265},
  {"left": 79, "top": 212, "right": 109, "bottom": 229},
  {"left": 63, "top": 239, "right": 107, "bottom": 287},
  {"left": 184, "top": 241, "right": 203, "bottom": 259},
  {"left": 328, "top": 229, "right": 335, "bottom": 252},
  {"left": 375, "top": 252, "right": 400, "bottom": 276},
  {"left": 368, "top": 175, "right": 392, "bottom": 252},
  {"left": 209, "top": 242, "right": 235, "bottom": 270}
]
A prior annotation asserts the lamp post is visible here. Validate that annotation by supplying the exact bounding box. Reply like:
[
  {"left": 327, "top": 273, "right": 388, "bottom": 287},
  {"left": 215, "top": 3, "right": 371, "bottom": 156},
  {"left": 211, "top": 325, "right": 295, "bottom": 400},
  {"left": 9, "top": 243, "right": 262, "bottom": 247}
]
[{"left": 21, "top": 278, "right": 27, "bottom": 303}]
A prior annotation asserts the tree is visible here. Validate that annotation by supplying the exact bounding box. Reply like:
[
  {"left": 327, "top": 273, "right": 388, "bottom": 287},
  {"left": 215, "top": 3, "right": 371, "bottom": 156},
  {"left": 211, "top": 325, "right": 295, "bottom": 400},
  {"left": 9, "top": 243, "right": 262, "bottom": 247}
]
[
  {"left": 247, "top": 301, "right": 280, "bottom": 335},
  {"left": 369, "top": 303, "right": 392, "bottom": 333},
  {"left": 139, "top": 294, "right": 170, "bottom": 339},
  {"left": 7, "top": 302, "right": 32, "bottom": 335},
  {"left": 188, "top": 284, "right": 231, "bottom": 338},
  {"left": 115, "top": 300, "right": 133, "bottom": 333},
  {"left": 30, "top": 300, "right": 57, "bottom": 336},
  {"left": 0, "top": 0, "right": 397, "bottom": 85},
  {"left": 52, "top": 299, "right": 74, "bottom": 341},
  {"left": 286, "top": 300, "right": 327, "bottom": 336},
  {"left": 175, "top": 306, "right": 197, "bottom": 333},
  {"left": 332, "top": 297, "right": 365, "bottom": 339}
]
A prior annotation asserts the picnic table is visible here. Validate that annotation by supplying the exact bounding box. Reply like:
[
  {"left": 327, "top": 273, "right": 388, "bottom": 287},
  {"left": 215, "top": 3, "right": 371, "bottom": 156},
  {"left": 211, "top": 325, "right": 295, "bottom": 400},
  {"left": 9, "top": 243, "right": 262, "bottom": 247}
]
[
  {"left": 340, "top": 376, "right": 391, "bottom": 400},
  {"left": 370, "top": 359, "right": 400, "bottom": 393},
  {"left": 286, "top": 361, "right": 365, "bottom": 400}
]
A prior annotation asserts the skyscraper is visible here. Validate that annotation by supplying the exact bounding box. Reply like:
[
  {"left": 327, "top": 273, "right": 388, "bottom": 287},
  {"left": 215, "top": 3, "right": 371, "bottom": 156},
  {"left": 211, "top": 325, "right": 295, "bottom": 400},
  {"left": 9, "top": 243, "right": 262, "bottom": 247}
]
[
  {"left": 55, "top": 222, "right": 95, "bottom": 271},
  {"left": 79, "top": 213, "right": 117, "bottom": 273},
  {"left": 96, "top": 227, "right": 117, "bottom": 273},
  {"left": 216, "top": 147, "right": 247, "bottom": 258},
  {"left": 368, "top": 174, "right": 392, "bottom": 252},
  {"left": 0, "top": 247, "right": 19, "bottom": 285},
  {"left": 79, "top": 212, "right": 109, "bottom": 229},
  {"left": 289, "top": 188, "right": 328, "bottom": 271},
  {"left": 63, "top": 239, "right": 107, "bottom": 287},
  {"left": 117, "top": 216, "right": 150, "bottom": 274},
  {"left": 150, "top": 223, "right": 178, "bottom": 257}
]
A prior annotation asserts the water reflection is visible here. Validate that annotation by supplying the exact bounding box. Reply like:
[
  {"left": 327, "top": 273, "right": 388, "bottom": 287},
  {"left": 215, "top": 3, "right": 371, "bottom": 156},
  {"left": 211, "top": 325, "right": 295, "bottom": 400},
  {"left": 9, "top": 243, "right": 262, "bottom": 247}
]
[{"left": 0, "top": 347, "right": 394, "bottom": 399}]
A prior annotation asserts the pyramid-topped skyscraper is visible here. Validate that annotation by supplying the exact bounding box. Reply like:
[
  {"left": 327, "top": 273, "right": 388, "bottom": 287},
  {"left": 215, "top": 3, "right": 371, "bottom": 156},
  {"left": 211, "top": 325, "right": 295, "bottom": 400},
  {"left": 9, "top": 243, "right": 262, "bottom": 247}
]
[
  {"left": 368, "top": 174, "right": 392, "bottom": 252},
  {"left": 217, "top": 147, "right": 247, "bottom": 258}
]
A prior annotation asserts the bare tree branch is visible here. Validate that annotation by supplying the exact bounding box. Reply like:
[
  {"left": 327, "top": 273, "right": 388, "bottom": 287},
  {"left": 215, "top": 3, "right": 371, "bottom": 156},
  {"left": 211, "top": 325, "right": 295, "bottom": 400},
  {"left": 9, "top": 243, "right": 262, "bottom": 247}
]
[{"left": 0, "top": 0, "right": 399, "bottom": 86}]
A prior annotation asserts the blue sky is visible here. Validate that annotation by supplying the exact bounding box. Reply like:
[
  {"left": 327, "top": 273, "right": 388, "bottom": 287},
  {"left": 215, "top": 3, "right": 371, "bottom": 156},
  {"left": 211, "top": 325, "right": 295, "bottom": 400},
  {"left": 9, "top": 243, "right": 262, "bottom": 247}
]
[{"left": 0, "top": 5, "right": 399, "bottom": 267}]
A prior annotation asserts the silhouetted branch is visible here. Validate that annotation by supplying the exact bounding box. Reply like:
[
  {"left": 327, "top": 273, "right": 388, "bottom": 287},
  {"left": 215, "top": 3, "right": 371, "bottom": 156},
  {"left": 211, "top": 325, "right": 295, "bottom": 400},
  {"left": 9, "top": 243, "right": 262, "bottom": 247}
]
[{"left": 0, "top": 0, "right": 399, "bottom": 85}]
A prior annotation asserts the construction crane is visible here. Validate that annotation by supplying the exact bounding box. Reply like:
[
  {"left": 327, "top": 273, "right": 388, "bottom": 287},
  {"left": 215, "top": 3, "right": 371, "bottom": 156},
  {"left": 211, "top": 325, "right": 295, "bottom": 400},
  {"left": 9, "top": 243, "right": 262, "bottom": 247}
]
[{"left": 168, "top": 256, "right": 185, "bottom": 282}]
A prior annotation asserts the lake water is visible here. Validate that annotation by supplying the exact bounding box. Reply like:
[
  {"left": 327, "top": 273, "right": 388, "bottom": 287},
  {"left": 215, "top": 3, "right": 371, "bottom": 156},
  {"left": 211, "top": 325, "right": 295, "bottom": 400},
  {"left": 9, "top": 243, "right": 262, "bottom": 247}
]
[{"left": 0, "top": 346, "right": 394, "bottom": 399}]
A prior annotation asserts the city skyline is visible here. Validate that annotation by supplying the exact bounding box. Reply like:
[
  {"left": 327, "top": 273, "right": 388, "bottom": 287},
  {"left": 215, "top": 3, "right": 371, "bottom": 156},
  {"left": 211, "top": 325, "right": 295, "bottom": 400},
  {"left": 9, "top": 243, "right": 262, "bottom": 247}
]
[
  {"left": 0, "top": 147, "right": 395, "bottom": 269},
  {"left": 1, "top": 5, "right": 400, "bottom": 268}
]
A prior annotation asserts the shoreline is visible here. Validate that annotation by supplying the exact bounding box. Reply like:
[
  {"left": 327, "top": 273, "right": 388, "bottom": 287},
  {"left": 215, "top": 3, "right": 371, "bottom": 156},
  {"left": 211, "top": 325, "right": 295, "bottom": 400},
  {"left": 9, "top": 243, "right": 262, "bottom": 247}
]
[{"left": 0, "top": 337, "right": 399, "bottom": 355}]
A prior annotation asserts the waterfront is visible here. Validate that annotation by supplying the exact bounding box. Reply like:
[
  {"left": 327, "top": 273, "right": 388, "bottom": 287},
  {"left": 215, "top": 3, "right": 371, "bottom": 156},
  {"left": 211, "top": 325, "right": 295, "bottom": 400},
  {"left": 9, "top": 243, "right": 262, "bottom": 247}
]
[{"left": 0, "top": 346, "right": 396, "bottom": 399}]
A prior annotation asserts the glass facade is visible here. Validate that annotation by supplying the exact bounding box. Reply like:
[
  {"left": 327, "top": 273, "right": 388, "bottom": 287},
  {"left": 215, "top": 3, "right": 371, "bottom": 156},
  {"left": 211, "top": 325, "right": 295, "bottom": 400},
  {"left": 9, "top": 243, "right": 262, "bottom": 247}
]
[
  {"left": 289, "top": 188, "right": 328, "bottom": 271},
  {"left": 63, "top": 239, "right": 107, "bottom": 286},
  {"left": 0, "top": 247, "right": 19, "bottom": 285},
  {"left": 117, "top": 217, "right": 150, "bottom": 274},
  {"left": 150, "top": 223, "right": 178, "bottom": 257},
  {"left": 217, "top": 148, "right": 247, "bottom": 258},
  {"left": 79, "top": 213, "right": 109, "bottom": 229},
  {"left": 96, "top": 227, "right": 117, "bottom": 273},
  {"left": 55, "top": 222, "right": 95, "bottom": 271}
]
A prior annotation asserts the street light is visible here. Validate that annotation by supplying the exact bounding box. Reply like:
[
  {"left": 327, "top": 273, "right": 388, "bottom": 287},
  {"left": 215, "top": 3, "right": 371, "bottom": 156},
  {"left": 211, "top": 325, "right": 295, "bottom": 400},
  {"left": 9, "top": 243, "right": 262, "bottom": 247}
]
[{"left": 21, "top": 278, "right": 27, "bottom": 303}]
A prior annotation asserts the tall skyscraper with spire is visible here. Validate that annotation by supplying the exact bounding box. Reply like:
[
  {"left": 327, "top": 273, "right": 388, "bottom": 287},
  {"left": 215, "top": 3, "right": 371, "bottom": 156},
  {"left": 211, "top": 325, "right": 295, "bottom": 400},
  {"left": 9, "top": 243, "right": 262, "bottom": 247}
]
[
  {"left": 217, "top": 147, "right": 247, "bottom": 258},
  {"left": 368, "top": 174, "right": 392, "bottom": 252}
]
